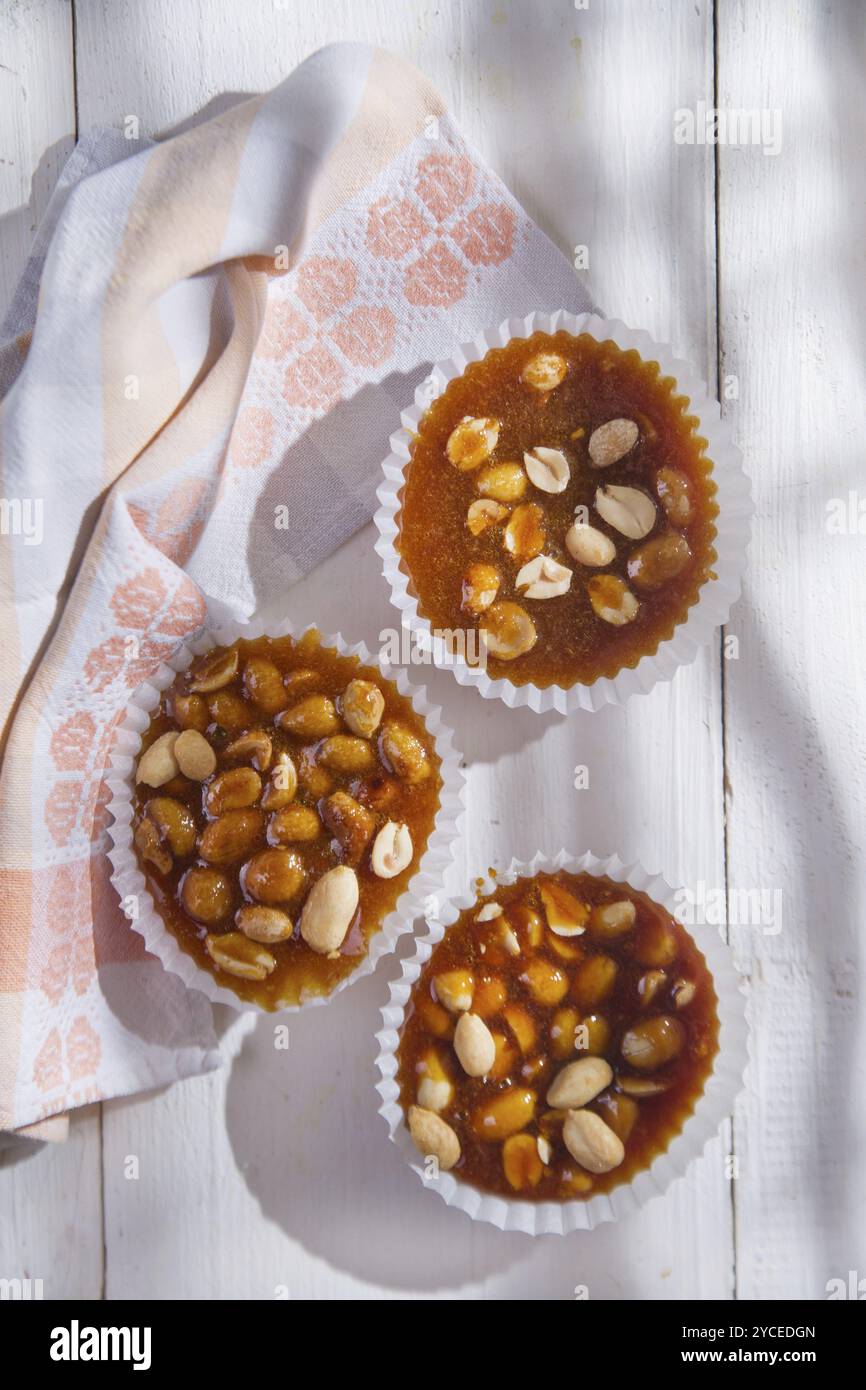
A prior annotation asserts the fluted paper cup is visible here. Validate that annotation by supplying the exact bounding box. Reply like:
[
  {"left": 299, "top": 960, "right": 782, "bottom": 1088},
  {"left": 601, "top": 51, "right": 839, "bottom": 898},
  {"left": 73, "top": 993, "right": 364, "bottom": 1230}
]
[
  {"left": 374, "top": 310, "right": 752, "bottom": 714},
  {"left": 106, "top": 615, "right": 464, "bottom": 1013},
  {"left": 375, "top": 849, "right": 748, "bottom": 1235}
]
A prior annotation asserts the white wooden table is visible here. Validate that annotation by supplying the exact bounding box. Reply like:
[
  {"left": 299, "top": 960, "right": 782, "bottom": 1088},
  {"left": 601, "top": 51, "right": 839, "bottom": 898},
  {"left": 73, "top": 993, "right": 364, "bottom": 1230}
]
[{"left": 1, "top": 0, "right": 864, "bottom": 1301}]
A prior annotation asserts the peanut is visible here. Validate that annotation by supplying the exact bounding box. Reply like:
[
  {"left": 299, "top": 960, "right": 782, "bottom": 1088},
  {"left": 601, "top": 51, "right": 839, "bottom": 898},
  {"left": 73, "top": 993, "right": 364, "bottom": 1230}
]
[
  {"left": 407, "top": 1106, "right": 460, "bottom": 1170},
  {"left": 521, "top": 957, "right": 568, "bottom": 1007},
  {"left": 521, "top": 351, "right": 567, "bottom": 392},
  {"left": 563, "top": 1108, "right": 625, "bottom": 1173},
  {"left": 205, "top": 766, "right": 262, "bottom": 816},
  {"left": 243, "top": 657, "right": 289, "bottom": 714},
  {"left": 656, "top": 466, "right": 693, "bottom": 525},
  {"left": 416, "top": 1048, "right": 453, "bottom": 1114},
  {"left": 588, "top": 898, "right": 636, "bottom": 940},
  {"left": 134, "top": 818, "right": 172, "bottom": 874},
  {"left": 565, "top": 522, "right": 616, "bottom": 567},
  {"left": 594, "top": 483, "right": 655, "bottom": 539},
  {"left": 136, "top": 731, "right": 180, "bottom": 788},
  {"left": 320, "top": 791, "right": 374, "bottom": 865},
  {"left": 479, "top": 600, "right": 537, "bottom": 660},
  {"left": 461, "top": 562, "right": 501, "bottom": 614},
  {"left": 628, "top": 531, "right": 691, "bottom": 591},
  {"left": 277, "top": 695, "right": 340, "bottom": 738},
  {"left": 471, "top": 1088, "right": 536, "bottom": 1141},
  {"left": 224, "top": 729, "right": 273, "bottom": 772},
  {"left": 573, "top": 954, "right": 618, "bottom": 1009},
  {"left": 235, "top": 905, "right": 294, "bottom": 943},
  {"left": 446, "top": 416, "right": 499, "bottom": 471},
  {"left": 546, "top": 1057, "right": 613, "bottom": 1110},
  {"left": 268, "top": 804, "right": 321, "bottom": 844},
  {"left": 433, "top": 969, "right": 474, "bottom": 1014},
  {"left": 502, "top": 1133, "right": 544, "bottom": 1190},
  {"left": 453, "top": 1012, "right": 496, "bottom": 1077},
  {"left": 588, "top": 417, "right": 639, "bottom": 469},
  {"left": 170, "top": 692, "right": 208, "bottom": 732},
  {"left": 621, "top": 1015, "right": 685, "bottom": 1070},
  {"left": 188, "top": 646, "right": 239, "bottom": 694},
  {"left": 378, "top": 722, "right": 430, "bottom": 784},
  {"left": 523, "top": 446, "right": 569, "bottom": 494},
  {"left": 578, "top": 1013, "right": 611, "bottom": 1056},
  {"left": 261, "top": 752, "right": 297, "bottom": 809},
  {"left": 540, "top": 881, "right": 588, "bottom": 938},
  {"left": 207, "top": 690, "right": 250, "bottom": 733},
  {"left": 503, "top": 1003, "right": 536, "bottom": 1052},
  {"left": 503, "top": 502, "right": 546, "bottom": 560},
  {"left": 205, "top": 931, "right": 276, "bottom": 981},
  {"left": 144, "top": 796, "right": 196, "bottom": 858},
  {"left": 179, "top": 866, "right": 233, "bottom": 925},
  {"left": 241, "top": 848, "right": 305, "bottom": 905},
  {"left": 467, "top": 498, "right": 508, "bottom": 536},
  {"left": 472, "top": 975, "right": 507, "bottom": 1019},
  {"left": 370, "top": 821, "right": 413, "bottom": 878},
  {"left": 634, "top": 916, "right": 678, "bottom": 966},
  {"left": 341, "top": 679, "right": 385, "bottom": 738},
  {"left": 198, "top": 809, "right": 263, "bottom": 865},
  {"left": 596, "top": 1091, "right": 640, "bottom": 1143},
  {"left": 318, "top": 734, "right": 376, "bottom": 775},
  {"left": 550, "top": 1006, "right": 581, "bottom": 1060},
  {"left": 587, "top": 573, "right": 640, "bottom": 626},
  {"left": 299, "top": 865, "right": 359, "bottom": 954},
  {"left": 477, "top": 461, "right": 527, "bottom": 503},
  {"left": 174, "top": 729, "right": 216, "bottom": 781}
]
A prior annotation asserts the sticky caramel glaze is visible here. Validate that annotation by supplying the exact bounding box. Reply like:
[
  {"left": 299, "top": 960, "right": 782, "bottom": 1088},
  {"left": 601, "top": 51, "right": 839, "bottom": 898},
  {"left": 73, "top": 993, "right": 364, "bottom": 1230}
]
[
  {"left": 397, "top": 871, "right": 719, "bottom": 1201},
  {"left": 397, "top": 331, "right": 718, "bottom": 688},
  {"left": 131, "top": 632, "right": 442, "bottom": 1008}
]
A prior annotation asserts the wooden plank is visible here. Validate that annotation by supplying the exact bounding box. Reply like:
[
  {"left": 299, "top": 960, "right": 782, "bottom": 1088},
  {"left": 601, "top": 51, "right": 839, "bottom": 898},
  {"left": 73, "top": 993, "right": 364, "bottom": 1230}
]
[
  {"left": 717, "top": 0, "right": 866, "bottom": 1298},
  {"left": 0, "top": 1106, "right": 103, "bottom": 1299},
  {"left": 0, "top": 0, "right": 76, "bottom": 320}
]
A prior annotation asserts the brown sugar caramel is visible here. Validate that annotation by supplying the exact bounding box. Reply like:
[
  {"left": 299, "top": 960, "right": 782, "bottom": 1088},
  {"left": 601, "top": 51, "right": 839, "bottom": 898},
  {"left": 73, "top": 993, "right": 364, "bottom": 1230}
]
[
  {"left": 397, "top": 871, "right": 719, "bottom": 1201},
  {"left": 397, "top": 331, "right": 719, "bottom": 688},
  {"left": 130, "top": 632, "right": 442, "bottom": 1008}
]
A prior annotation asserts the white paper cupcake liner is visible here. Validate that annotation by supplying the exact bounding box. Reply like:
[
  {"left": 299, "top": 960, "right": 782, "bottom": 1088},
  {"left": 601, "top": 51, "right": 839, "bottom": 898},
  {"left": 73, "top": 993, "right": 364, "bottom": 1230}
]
[
  {"left": 374, "top": 310, "right": 753, "bottom": 713},
  {"left": 375, "top": 849, "right": 748, "bottom": 1235},
  {"left": 106, "top": 615, "right": 465, "bottom": 1013}
]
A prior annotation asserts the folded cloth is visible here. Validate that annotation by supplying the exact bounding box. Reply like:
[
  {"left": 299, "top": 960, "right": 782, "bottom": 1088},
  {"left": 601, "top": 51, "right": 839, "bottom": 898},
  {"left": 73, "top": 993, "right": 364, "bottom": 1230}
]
[{"left": 0, "top": 42, "right": 591, "bottom": 1133}]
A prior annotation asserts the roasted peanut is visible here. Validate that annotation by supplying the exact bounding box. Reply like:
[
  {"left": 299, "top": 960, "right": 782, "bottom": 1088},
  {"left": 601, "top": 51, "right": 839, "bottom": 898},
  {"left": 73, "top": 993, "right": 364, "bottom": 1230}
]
[
  {"left": 503, "top": 1003, "right": 537, "bottom": 1052},
  {"left": 472, "top": 975, "right": 507, "bottom": 1019},
  {"left": 596, "top": 1090, "right": 640, "bottom": 1143},
  {"left": 170, "top": 692, "right": 209, "bottom": 732},
  {"left": 503, "top": 502, "right": 546, "bottom": 560},
  {"left": 477, "top": 461, "right": 527, "bottom": 503},
  {"left": 205, "top": 766, "right": 262, "bottom": 816},
  {"left": 524, "top": 446, "right": 569, "bottom": 494},
  {"left": 378, "top": 722, "right": 430, "bottom": 784},
  {"left": 476, "top": 902, "right": 503, "bottom": 923},
  {"left": 617, "top": 1073, "right": 672, "bottom": 1097},
  {"left": 243, "top": 657, "right": 289, "bottom": 714},
  {"left": 134, "top": 818, "right": 172, "bottom": 874},
  {"left": 241, "top": 848, "right": 305, "bottom": 905},
  {"left": 565, "top": 522, "right": 616, "bottom": 567},
  {"left": 136, "top": 731, "right": 180, "bottom": 788},
  {"left": 318, "top": 734, "right": 376, "bottom": 775},
  {"left": 416, "top": 994, "right": 455, "bottom": 1041},
  {"left": 587, "top": 573, "right": 640, "bottom": 626},
  {"left": 588, "top": 898, "right": 636, "bottom": 940},
  {"left": 207, "top": 690, "right": 251, "bottom": 733},
  {"left": 205, "top": 931, "right": 275, "bottom": 981},
  {"left": 461, "top": 562, "right": 501, "bottom": 614},
  {"left": 638, "top": 969, "right": 667, "bottom": 1007},
  {"left": 416, "top": 1047, "right": 454, "bottom": 1113},
  {"left": 471, "top": 1087, "right": 536, "bottom": 1141},
  {"left": 467, "top": 498, "right": 509, "bottom": 536},
  {"left": 341, "top": 679, "right": 385, "bottom": 738},
  {"left": 198, "top": 809, "right": 263, "bottom": 865},
  {"left": 260, "top": 752, "right": 297, "bottom": 809},
  {"left": 573, "top": 954, "right": 618, "bottom": 1009},
  {"left": 180, "top": 866, "right": 233, "bottom": 925},
  {"left": 547, "top": 1056, "right": 613, "bottom": 1109},
  {"left": 489, "top": 1031, "right": 518, "bottom": 1080},
  {"left": 320, "top": 791, "right": 375, "bottom": 865},
  {"left": 502, "top": 1133, "right": 544, "bottom": 1190},
  {"left": 672, "top": 978, "right": 697, "bottom": 1009},
  {"left": 282, "top": 668, "right": 318, "bottom": 699},
  {"left": 370, "top": 821, "right": 413, "bottom": 878},
  {"left": 521, "top": 351, "right": 567, "bottom": 391},
  {"left": 550, "top": 1006, "right": 581, "bottom": 1060},
  {"left": 454, "top": 1012, "right": 496, "bottom": 1077},
  {"left": 479, "top": 600, "right": 537, "bottom": 660},
  {"left": 656, "top": 466, "right": 693, "bottom": 525},
  {"left": 594, "top": 483, "right": 656, "bottom": 539},
  {"left": 268, "top": 804, "right": 321, "bottom": 844},
  {"left": 515, "top": 553, "right": 572, "bottom": 600},
  {"left": 521, "top": 957, "right": 568, "bottom": 1007},
  {"left": 299, "top": 865, "right": 359, "bottom": 954},
  {"left": 174, "top": 729, "right": 216, "bottom": 781},
  {"left": 224, "top": 729, "right": 273, "bottom": 772},
  {"left": 540, "top": 881, "right": 588, "bottom": 938},
  {"left": 434, "top": 969, "right": 474, "bottom": 1014},
  {"left": 355, "top": 773, "right": 399, "bottom": 812},
  {"left": 277, "top": 695, "right": 340, "bottom": 738},
  {"left": 634, "top": 916, "right": 678, "bottom": 966},
  {"left": 145, "top": 796, "right": 197, "bottom": 857},
  {"left": 296, "top": 751, "right": 333, "bottom": 799},
  {"left": 628, "top": 531, "right": 691, "bottom": 592},
  {"left": 446, "top": 416, "right": 499, "bottom": 471},
  {"left": 188, "top": 646, "right": 239, "bottom": 693},
  {"left": 408, "top": 1105, "right": 460, "bottom": 1170},
  {"left": 621, "top": 1015, "right": 685, "bottom": 1070},
  {"left": 563, "top": 1108, "right": 624, "bottom": 1173},
  {"left": 578, "top": 1013, "right": 611, "bottom": 1056},
  {"left": 235, "top": 905, "right": 294, "bottom": 943},
  {"left": 588, "top": 417, "right": 639, "bottom": 469}
]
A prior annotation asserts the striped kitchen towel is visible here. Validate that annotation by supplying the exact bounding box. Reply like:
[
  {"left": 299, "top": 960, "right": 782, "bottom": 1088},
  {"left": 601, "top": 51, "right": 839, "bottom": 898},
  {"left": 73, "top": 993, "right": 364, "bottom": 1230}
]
[{"left": 0, "top": 42, "right": 590, "bottom": 1134}]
